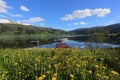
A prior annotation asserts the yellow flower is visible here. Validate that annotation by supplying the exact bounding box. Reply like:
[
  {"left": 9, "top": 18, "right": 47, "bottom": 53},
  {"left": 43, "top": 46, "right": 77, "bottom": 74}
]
[
  {"left": 48, "top": 65, "right": 51, "bottom": 68},
  {"left": 15, "top": 62, "right": 18, "bottom": 66},
  {"left": 3, "top": 71, "right": 8, "bottom": 74},
  {"left": 46, "top": 71, "right": 50, "bottom": 74},
  {"left": 111, "top": 70, "right": 119, "bottom": 75},
  {"left": 102, "top": 66, "right": 107, "bottom": 70},
  {"left": 35, "top": 64, "right": 37, "bottom": 66},
  {"left": 100, "top": 58, "right": 104, "bottom": 61},
  {"left": 82, "top": 61, "right": 88, "bottom": 65},
  {"left": 53, "top": 73, "right": 57, "bottom": 77},
  {"left": 42, "top": 75, "right": 46, "bottom": 78},
  {"left": 38, "top": 77, "right": 43, "bottom": 80},
  {"left": 76, "top": 64, "right": 80, "bottom": 67},
  {"left": 103, "top": 76, "right": 109, "bottom": 79},
  {"left": 54, "top": 64, "right": 58, "bottom": 68},
  {"left": 19, "top": 59, "right": 22, "bottom": 62},
  {"left": 87, "top": 70, "right": 92, "bottom": 74},
  {"left": 94, "top": 65, "right": 99, "bottom": 68},
  {"left": 70, "top": 74, "right": 74, "bottom": 78},
  {"left": 96, "top": 73, "right": 100, "bottom": 77},
  {"left": 52, "top": 77, "right": 56, "bottom": 80},
  {"left": 18, "top": 72, "right": 22, "bottom": 75}
]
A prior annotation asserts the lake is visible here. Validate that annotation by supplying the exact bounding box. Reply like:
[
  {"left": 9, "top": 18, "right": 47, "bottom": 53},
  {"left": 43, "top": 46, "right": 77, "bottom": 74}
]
[
  {"left": 36, "top": 39, "right": 120, "bottom": 48},
  {"left": 0, "top": 36, "right": 120, "bottom": 49}
]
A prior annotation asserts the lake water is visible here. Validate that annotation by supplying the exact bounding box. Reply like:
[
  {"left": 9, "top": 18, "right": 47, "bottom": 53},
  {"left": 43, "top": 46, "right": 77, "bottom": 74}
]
[
  {"left": 36, "top": 39, "right": 120, "bottom": 48},
  {"left": 0, "top": 36, "right": 120, "bottom": 49}
]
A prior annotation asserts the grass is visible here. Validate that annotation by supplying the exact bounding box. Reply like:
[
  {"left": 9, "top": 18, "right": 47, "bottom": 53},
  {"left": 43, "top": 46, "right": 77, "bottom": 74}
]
[{"left": 0, "top": 48, "right": 120, "bottom": 80}]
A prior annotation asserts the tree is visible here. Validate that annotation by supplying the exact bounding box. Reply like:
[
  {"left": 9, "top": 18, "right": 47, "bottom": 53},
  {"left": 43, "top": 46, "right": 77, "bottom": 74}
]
[
  {"left": 88, "top": 32, "right": 109, "bottom": 48},
  {"left": 90, "top": 31, "right": 109, "bottom": 43}
]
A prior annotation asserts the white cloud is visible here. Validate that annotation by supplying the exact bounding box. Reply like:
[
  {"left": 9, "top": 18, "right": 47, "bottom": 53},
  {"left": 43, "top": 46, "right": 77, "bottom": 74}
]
[
  {"left": 7, "top": 13, "right": 22, "bottom": 17},
  {"left": 17, "top": 17, "right": 44, "bottom": 24},
  {"left": 61, "top": 8, "right": 111, "bottom": 21},
  {"left": 11, "top": 14, "right": 22, "bottom": 17},
  {"left": 22, "top": 23, "right": 31, "bottom": 26},
  {"left": 73, "top": 22, "right": 79, "bottom": 25},
  {"left": 80, "top": 21, "right": 87, "bottom": 25},
  {"left": 20, "top": 6, "right": 29, "bottom": 12},
  {"left": 94, "top": 8, "right": 111, "bottom": 17},
  {"left": 0, "top": 18, "right": 10, "bottom": 23},
  {"left": 0, "top": 0, "right": 11, "bottom": 13},
  {"left": 23, "top": 17, "right": 44, "bottom": 23},
  {"left": 69, "top": 21, "right": 87, "bottom": 26}
]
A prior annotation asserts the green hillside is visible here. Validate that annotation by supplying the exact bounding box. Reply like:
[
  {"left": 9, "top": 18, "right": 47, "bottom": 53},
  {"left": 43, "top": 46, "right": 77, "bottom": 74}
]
[
  {"left": 0, "top": 23, "right": 68, "bottom": 36},
  {"left": 70, "top": 23, "right": 120, "bottom": 35}
]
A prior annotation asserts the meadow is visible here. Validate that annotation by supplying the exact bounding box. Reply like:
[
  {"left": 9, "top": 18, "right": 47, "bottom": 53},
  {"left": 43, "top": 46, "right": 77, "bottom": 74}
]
[{"left": 0, "top": 48, "right": 120, "bottom": 80}]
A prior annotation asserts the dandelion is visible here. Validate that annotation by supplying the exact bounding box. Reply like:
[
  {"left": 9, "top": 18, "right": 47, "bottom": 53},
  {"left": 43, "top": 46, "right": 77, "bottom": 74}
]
[
  {"left": 111, "top": 70, "right": 119, "bottom": 75},
  {"left": 53, "top": 73, "right": 57, "bottom": 77},
  {"left": 48, "top": 65, "right": 51, "bottom": 68},
  {"left": 18, "top": 72, "right": 22, "bottom": 75},
  {"left": 18, "top": 54, "right": 20, "bottom": 56},
  {"left": 15, "top": 62, "right": 18, "bottom": 66},
  {"left": 19, "top": 59, "right": 22, "bottom": 62},
  {"left": 52, "top": 73, "right": 57, "bottom": 80},
  {"left": 96, "top": 73, "right": 100, "bottom": 77},
  {"left": 70, "top": 74, "right": 74, "bottom": 78},
  {"left": 35, "top": 63, "right": 37, "bottom": 66},
  {"left": 42, "top": 75, "right": 46, "bottom": 78},
  {"left": 54, "top": 64, "right": 58, "bottom": 68},
  {"left": 102, "top": 66, "right": 107, "bottom": 70},
  {"left": 46, "top": 71, "right": 50, "bottom": 74},
  {"left": 94, "top": 65, "right": 99, "bottom": 68},
  {"left": 82, "top": 61, "right": 88, "bottom": 65},
  {"left": 76, "top": 64, "right": 80, "bottom": 67},
  {"left": 52, "top": 76, "right": 56, "bottom": 80},
  {"left": 3, "top": 71, "right": 8, "bottom": 74},
  {"left": 103, "top": 76, "right": 109, "bottom": 79},
  {"left": 100, "top": 58, "right": 104, "bottom": 61},
  {"left": 35, "top": 58, "right": 38, "bottom": 61},
  {"left": 38, "top": 76, "right": 43, "bottom": 80},
  {"left": 87, "top": 70, "right": 92, "bottom": 74}
]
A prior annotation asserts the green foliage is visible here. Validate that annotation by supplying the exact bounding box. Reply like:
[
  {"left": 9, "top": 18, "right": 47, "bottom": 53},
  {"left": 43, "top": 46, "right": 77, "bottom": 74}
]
[
  {"left": 0, "top": 23, "right": 68, "bottom": 36},
  {"left": 0, "top": 48, "right": 120, "bottom": 80},
  {"left": 89, "top": 32, "right": 109, "bottom": 43},
  {"left": 70, "top": 23, "right": 120, "bottom": 35}
]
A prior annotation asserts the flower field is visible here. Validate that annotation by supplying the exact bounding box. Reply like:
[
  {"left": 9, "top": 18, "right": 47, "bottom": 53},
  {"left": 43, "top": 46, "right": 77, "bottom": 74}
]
[{"left": 0, "top": 48, "right": 120, "bottom": 80}]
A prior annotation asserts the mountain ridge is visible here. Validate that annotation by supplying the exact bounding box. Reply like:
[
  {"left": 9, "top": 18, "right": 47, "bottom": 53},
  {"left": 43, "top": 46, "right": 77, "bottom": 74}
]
[{"left": 69, "top": 23, "right": 120, "bottom": 34}]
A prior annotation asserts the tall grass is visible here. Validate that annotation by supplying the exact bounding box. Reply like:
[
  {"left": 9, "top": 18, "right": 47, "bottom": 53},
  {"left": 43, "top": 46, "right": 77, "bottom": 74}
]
[{"left": 0, "top": 48, "right": 120, "bottom": 80}]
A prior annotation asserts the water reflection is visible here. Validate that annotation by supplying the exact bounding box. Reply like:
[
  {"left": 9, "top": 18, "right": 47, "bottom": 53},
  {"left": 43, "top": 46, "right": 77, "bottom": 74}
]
[
  {"left": 0, "top": 37, "right": 54, "bottom": 49},
  {"left": 36, "top": 40, "right": 120, "bottom": 48},
  {"left": 0, "top": 36, "right": 120, "bottom": 49}
]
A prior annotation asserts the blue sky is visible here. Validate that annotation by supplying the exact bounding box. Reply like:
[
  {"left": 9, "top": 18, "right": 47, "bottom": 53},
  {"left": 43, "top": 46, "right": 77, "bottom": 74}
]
[{"left": 0, "top": 0, "right": 120, "bottom": 31}]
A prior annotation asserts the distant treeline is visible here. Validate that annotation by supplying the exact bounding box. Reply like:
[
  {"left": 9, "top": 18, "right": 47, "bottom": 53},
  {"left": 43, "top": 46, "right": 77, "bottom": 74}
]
[
  {"left": 70, "top": 23, "right": 120, "bottom": 35},
  {"left": 0, "top": 23, "right": 68, "bottom": 36},
  {"left": 69, "top": 23, "right": 120, "bottom": 44}
]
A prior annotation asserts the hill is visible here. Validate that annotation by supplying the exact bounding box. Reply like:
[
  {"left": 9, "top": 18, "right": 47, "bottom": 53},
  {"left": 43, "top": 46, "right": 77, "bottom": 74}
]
[
  {"left": 0, "top": 23, "right": 68, "bottom": 36},
  {"left": 69, "top": 23, "right": 120, "bottom": 35}
]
